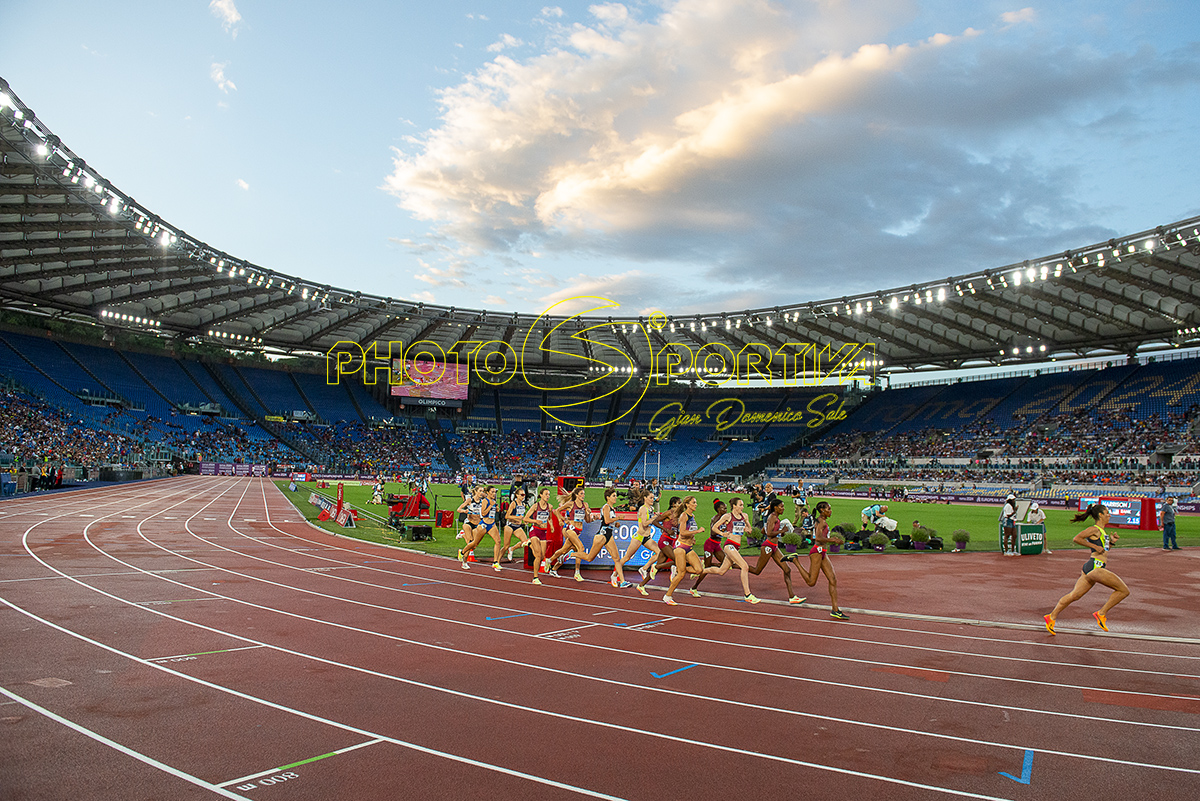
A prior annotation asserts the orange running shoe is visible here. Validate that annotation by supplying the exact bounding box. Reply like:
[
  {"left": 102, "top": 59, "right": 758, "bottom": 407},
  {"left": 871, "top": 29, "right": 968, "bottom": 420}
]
[
  {"left": 1043, "top": 614, "right": 1056, "bottom": 635},
  {"left": 1093, "top": 611, "right": 1108, "bottom": 632}
]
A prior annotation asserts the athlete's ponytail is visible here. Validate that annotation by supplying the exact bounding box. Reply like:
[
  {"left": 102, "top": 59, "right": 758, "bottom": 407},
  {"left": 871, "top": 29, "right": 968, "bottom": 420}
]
[{"left": 1071, "top": 503, "right": 1107, "bottom": 524}]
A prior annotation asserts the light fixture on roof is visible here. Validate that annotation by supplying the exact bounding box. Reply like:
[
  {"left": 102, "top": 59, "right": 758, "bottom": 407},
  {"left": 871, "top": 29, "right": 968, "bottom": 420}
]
[
  {"left": 34, "top": 143, "right": 48, "bottom": 157},
  {"left": 936, "top": 288, "right": 945, "bottom": 302},
  {"left": 890, "top": 297, "right": 898, "bottom": 310}
]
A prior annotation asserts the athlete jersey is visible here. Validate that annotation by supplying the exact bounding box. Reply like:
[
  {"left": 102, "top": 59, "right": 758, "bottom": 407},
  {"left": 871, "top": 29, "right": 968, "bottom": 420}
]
[
  {"left": 727, "top": 513, "right": 748, "bottom": 543},
  {"left": 1082, "top": 526, "right": 1110, "bottom": 573}
]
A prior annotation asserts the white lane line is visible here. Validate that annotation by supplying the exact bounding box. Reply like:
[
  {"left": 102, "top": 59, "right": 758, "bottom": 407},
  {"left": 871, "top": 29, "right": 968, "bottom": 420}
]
[
  {"left": 64, "top": 515, "right": 1200, "bottom": 777},
  {"left": 537, "top": 623, "right": 600, "bottom": 638},
  {"left": 0, "top": 684, "right": 251, "bottom": 800},
  {"left": 592, "top": 610, "right": 618, "bottom": 616},
  {"left": 258, "top": 484, "right": 1200, "bottom": 666},
  {"left": 0, "top": 597, "right": 631, "bottom": 801},
  {"left": 168, "top": 511, "right": 1197, "bottom": 704},
  {"left": 217, "top": 738, "right": 385, "bottom": 787},
  {"left": 149, "top": 645, "right": 265, "bottom": 662}
]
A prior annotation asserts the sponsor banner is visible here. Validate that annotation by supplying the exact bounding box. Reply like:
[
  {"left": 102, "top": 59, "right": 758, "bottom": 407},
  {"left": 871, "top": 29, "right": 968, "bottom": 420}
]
[
  {"left": 896, "top": 492, "right": 1075, "bottom": 508},
  {"left": 309, "top": 492, "right": 334, "bottom": 513},
  {"left": 200, "top": 462, "right": 269, "bottom": 477},
  {"left": 308, "top": 490, "right": 356, "bottom": 528}
]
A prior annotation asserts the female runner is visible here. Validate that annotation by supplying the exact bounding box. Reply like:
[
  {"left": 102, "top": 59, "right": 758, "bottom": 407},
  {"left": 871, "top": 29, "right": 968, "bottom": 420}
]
[
  {"left": 1044, "top": 503, "right": 1129, "bottom": 634},
  {"left": 689, "top": 498, "right": 728, "bottom": 596},
  {"left": 519, "top": 487, "right": 555, "bottom": 585},
  {"left": 502, "top": 485, "right": 531, "bottom": 564},
  {"left": 747, "top": 498, "right": 804, "bottom": 604},
  {"left": 461, "top": 485, "right": 503, "bottom": 571},
  {"left": 635, "top": 497, "right": 685, "bottom": 596},
  {"left": 455, "top": 486, "right": 484, "bottom": 569},
  {"left": 616, "top": 488, "right": 663, "bottom": 580},
  {"left": 793, "top": 501, "right": 848, "bottom": 619},
  {"left": 692, "top": 496, "right": 758, "bottom": 603},
  {"left": 662, "top": 496, "right": 706, "bottom": 605},
  {"left": 574, "top": 488, "right": 633, "bottom": 587},
  {"left": 548, "top": 486, "right": 593, "bottom": 582}
]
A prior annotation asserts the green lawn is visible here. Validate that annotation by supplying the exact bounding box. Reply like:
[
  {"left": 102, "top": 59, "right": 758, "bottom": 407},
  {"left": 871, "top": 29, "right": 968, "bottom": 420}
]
[{"left": 273, "top": 481, "right": 1199, "bottom": 558}]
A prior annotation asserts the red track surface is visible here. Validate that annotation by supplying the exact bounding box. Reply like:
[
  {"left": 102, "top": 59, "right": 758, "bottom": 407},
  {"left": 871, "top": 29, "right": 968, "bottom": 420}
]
[{"left": 2, "top": 476, "right": 1198, "bottom": 800}]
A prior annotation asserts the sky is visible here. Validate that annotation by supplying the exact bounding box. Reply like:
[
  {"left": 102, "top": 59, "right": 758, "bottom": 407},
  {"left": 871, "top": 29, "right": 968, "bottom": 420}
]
[{"left": 2, "top": 1, "right": 1198, "bottom": 320}]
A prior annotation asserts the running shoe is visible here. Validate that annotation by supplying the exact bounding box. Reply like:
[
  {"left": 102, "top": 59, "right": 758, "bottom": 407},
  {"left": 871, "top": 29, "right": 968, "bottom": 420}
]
[
  {"left": 506, "top": 547, "right": 515, "bottom": 561},
  {"left": 788, "top": 596, "right": 806, "bottom": 605},
  {"left": 639, "top": 564, "right": 649, "bottom": 580},
  {"left": 663, "top": 595, "right": 677, "bottom": 606},
  {"left": 493, "top": 562, "right": 502, "bottom": 572},
  {"left": 830, "top": 610, "right": 850, "bottom": 621},
  {"left": 744, "top": 593, "right": 760, "bottom": 605},
  {"left": 1045, "top": 549, "right": 1053, "bottom": 554},
  {"left": 1043, "top": 614, "right": 1056, "bottom": 635},
  {"left": 689, "top": 588, "right": 701, "bottom": 598},
  {"left": 670, "top": 565, "right": 678, "bottom": 581},
  {"left": 574, "top": 571, "right": 584, "bottom": 582},
  {"left": 649, "top": 564, "right": 658, "bottom": 580},
  {"left": 637, "top": 585, "right": 649, "bottom": 596},
  {"left": 547, "top": 568, "right": 560, "bottom": 578},
  {"left": 460, "top": 560, "right": 470, "bottom": 571},
  {"left": 1093, "top": 611, "right": 1109, "bottom": 632},
  {"left": 618, "top": 581, "right": 633, "bottom": 589},
  {"left": 610, "top": 572, "right": 619, "bottom": 588},
  {"left": 532, "top": 577, "right": 542, "bottom": 586}
]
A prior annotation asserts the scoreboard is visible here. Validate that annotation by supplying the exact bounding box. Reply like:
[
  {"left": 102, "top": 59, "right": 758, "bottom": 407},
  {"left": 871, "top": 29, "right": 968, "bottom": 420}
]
[{"left": 1078, "top": 497, "right": 1161, "bottom": 530}]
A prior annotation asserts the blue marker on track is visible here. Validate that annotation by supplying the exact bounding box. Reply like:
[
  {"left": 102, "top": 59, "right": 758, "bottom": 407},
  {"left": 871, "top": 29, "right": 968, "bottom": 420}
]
[
  {"left": 485, "top": 613, "right": 531, "bottom": 621},
  {"left": 650, "top": 663, "right": 698, "bottom": 678},
  {"left": 999, "top": 750, "right": 1034, "bottom": 784}
]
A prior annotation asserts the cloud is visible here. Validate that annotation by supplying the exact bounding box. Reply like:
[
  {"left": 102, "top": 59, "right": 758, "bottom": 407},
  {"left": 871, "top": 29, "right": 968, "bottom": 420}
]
[
  {"left": 384, "top": 0, "right": 1200, "bottom": 308},
  {"left": 467, "top": 13, "right": 489, "bottom": 21},
  {"left": 482, "top": 295, "right": 508, "bottom": 306},
  {"left": 210, "top": 62, "right": 236, "bottom": 93},
  {"left": 209, "top": 0, "right": 242, "bottom": 37},
  {"left": 235, "top": 179, "right": 249, "bottom": 190},
  {"left": 486, "top": 34, "right": 524, "bottom": 53},
  {"left": 1000, "top": 8, "right": 1037, "bottom": 26},
  {"left": 409, "top": 290, "right": 436, "bottom": 303},
  {"left": 541, "top": 7, "right": 564, "bottom": 18}
]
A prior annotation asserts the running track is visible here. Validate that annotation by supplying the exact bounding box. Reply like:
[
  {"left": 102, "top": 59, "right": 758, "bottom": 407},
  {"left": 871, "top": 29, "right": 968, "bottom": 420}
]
[{"left": 1, "top": 476, "right": 1198, "bottom": 800}]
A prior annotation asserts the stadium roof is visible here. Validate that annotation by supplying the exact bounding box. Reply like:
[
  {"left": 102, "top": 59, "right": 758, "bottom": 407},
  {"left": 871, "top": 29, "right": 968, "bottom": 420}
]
[{"left": 3, "top": 78, "right": 1200, "bottom": 378}]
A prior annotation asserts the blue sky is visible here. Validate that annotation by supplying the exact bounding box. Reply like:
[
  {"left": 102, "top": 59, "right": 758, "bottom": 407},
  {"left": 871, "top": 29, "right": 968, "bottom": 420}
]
[{"left": 2, "top": 1, "right": 1198, "bottom": 318}]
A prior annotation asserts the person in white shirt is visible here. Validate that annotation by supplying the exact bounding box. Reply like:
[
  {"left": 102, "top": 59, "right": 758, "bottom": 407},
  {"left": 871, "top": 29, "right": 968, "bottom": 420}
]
[
  {"left": 999, "top": 494, "right": 1019, "bottom": 556},
  {"left": 1027, "top": 502, "right": 1050, "bottom": 554}
]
